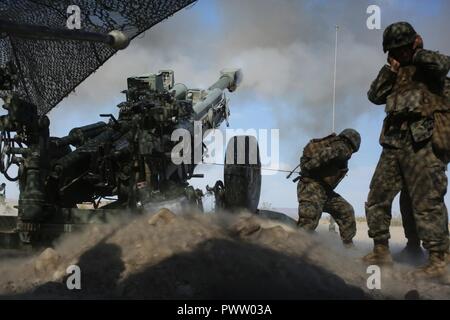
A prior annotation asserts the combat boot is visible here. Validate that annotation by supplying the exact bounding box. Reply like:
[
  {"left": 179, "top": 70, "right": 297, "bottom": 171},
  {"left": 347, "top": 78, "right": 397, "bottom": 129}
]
[
  {"left": 412, "top": 251, "right": 448, "bottom": 279},
  {"left": 362, "top": 242, "right": 393, "bottom": 265}
]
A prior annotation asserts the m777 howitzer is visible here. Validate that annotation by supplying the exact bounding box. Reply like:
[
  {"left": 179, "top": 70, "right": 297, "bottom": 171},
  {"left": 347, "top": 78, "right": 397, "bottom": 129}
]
[
  {"left": 0, "top": 64, "right": 262, "bottom": 249},
  {"left": 0, "top": 3, "right": 264, "bottom": 249}
]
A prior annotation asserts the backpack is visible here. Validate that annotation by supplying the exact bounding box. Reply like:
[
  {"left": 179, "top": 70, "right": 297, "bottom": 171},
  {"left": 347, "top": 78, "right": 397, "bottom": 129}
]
[
  {"left": 300, "top": 133, "right": 339, "bottom": 172},
  {"left": 431, "top": 77, "right": 450, "bottom": 163},
  {"left": 300, "top": 133, "right": 350, "bottom": 189}
]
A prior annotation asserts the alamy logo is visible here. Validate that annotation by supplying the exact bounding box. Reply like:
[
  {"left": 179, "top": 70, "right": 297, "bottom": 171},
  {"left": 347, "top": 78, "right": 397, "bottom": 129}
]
[
  {"left": 366, "top": 265, "right": 381, "bottom": 290},
  {"left": 66, "top": 265, "right": 81, "bottom": 290},
  {"left": 171, "top": 121, "right": 280, "bottom": 176},
  {"left": 366, "top": 5, "right": 381, "bottom": 30},
  {"left": 66, "top": 5, "right": 81, "bottom": 30}
]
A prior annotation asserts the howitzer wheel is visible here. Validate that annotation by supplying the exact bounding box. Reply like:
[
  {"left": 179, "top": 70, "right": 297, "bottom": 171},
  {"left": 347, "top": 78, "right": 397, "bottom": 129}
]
[{"left": 223, "top": 136, "right": 261, "bottom": 213}]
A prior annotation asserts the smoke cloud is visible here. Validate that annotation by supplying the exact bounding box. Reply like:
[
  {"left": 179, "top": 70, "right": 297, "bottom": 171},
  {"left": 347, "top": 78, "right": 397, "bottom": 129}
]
[{"left": 51, "top": 0, "right": 449, "bottom": 136}]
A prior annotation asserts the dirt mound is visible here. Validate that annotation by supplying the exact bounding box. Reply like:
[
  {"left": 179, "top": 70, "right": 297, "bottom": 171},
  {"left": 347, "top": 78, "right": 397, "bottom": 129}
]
[{"left": 0, "top": 210, "right": 449, "bottom": 299}]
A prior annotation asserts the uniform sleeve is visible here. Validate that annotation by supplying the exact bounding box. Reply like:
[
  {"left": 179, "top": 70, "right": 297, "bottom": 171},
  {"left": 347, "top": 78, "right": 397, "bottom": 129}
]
[
  {"left": 413, "top": 49, "right": 450, "bottom": 79},
  {"left": 367, "top": 65, "right": 397, "bottom": 105},
  {"left": 302, "top": 142, "right": 352, "bottom": 171}
]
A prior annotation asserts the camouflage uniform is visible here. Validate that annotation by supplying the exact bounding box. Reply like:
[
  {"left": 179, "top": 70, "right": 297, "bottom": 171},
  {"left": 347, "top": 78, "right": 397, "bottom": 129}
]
[
  {"left": 399, "top": 190, "right": 420, "bottom": 247},
  {"left": 400, "top": 190, "right": 449, "bottom": 245},
  {"left": 366, "top": 50, "right": 450, "bottom": 254},
  {"left": 297, "top": 132, "right": 358, "bottom": 243},
  {"left": 400, "top": 77, "right": 450, "bottom": 249}
]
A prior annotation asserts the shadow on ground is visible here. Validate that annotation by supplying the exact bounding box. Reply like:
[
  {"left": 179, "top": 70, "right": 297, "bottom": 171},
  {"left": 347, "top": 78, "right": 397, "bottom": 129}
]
[{"left": 2, "top": 238, "right": 369, "bottom": 300}]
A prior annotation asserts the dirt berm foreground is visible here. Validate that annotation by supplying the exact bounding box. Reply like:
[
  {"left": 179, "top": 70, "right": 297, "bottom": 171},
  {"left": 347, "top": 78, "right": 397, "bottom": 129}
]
[{"left": 0, "top": 209, "right": 449, "bottom": 299}]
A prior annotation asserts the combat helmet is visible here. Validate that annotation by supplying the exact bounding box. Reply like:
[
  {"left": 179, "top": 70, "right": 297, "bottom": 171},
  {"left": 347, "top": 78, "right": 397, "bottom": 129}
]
[
  {"left": 383, "top": 22, "right": 417, "bottom": 53},
  {"left": 339, "top": 128, "right": 361, "bottom": 152}
]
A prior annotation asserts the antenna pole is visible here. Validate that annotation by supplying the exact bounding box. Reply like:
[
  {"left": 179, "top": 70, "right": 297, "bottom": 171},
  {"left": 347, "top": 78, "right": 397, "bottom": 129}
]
[{"left": 332, "top": 25, "right": 339, "bottom": 133}]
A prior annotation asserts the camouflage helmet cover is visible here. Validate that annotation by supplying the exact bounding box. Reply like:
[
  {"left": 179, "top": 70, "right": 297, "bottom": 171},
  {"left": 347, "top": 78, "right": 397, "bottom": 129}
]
[
  {"left": 383, "top": 21, "right": 417, "bottom": 53},
  {"left": 339, "top": 128, "right": 361, "bottom": 152}
]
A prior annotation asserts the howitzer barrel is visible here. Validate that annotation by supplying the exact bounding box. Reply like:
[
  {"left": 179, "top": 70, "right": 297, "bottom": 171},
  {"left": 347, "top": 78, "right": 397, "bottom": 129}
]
[
  {"left": 208, "top": 69, "right": 243, "bottom": 93},
  {"left": 193, "top": 69, "right": 242, "bottom": 119},
  {"left": 0, "top": 19, "right": 129, "bottom": 50},
  {"left": 165, "top": 69, "right": 241, "bottom": 181},
  {"left": 193, "top": 89, "right": 224, "bottom": 119}
]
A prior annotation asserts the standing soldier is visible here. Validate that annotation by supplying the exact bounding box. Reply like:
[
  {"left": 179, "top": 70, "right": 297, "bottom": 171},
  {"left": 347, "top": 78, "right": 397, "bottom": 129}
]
[
  {"left": 296, "top": 129, "right": 360, "bottom": 247},
  {"left": 363, "top": 22, "right": 450, "bottom": 278}
]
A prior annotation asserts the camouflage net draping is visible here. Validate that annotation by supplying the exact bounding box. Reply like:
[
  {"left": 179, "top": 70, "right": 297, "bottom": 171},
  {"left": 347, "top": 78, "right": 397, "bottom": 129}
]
[{"left": 0, "top": 0, "right": 196, "bottom": 115}]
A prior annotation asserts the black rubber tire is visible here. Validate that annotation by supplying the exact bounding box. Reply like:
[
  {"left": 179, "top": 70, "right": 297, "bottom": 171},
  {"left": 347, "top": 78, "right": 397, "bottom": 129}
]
[{"left": 223, "top": 135, "right": 261, "bottom": 213}]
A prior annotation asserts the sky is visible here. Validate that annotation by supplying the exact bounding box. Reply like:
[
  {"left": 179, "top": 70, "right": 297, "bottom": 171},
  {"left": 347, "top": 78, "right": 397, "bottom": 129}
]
[{"left": 3, "top": 0, "right": 450, "bottom": 218}]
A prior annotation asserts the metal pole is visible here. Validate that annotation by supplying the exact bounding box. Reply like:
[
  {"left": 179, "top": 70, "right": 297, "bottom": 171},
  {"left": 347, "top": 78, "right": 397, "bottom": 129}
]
[
  {"left": 332, "top": 25, "right": 339, "bottom": 133},
  {"left": 0, "top": 19, "right": 129, "bottom": 50}
]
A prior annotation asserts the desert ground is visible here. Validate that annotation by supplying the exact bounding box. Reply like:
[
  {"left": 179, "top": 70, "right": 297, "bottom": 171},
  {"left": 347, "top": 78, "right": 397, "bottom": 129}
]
[{"left": 0, "top": 203, "right": 449, "bottom": 300}]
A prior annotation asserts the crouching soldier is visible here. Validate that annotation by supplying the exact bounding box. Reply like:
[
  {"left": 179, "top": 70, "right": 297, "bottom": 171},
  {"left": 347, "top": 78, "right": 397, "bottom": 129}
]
[{"left": 296, "top": 129, "right": 360, "bottom": 247}]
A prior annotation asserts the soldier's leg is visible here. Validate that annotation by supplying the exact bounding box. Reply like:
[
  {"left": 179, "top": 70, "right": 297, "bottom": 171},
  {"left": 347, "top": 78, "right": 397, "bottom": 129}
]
[
  {"left": 366, "top": 149, "right": 402, "bottom": 244},
  {"left": 395, "top": 189, "right": 425, "bottom": 264},
  {"left": 323, "top": 192, "right": 356, "bottom": 244},
  {"left": 363, "top": 149, "right": 402, "bottom": 264},
  {"left": 402, "top": 142, "right": 449, "bottom": 277},
  {"left": 399, "top": 190, "right": 420, "bottom": 247},
  {"left": 297, "top": 178, "right": 327, "bottom": 231},
  {"left": 403, "top": 144, "right": 449, "bottom": 253}
]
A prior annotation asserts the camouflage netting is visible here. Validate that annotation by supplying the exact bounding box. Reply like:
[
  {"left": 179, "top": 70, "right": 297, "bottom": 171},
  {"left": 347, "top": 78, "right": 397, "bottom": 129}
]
[{"left": 0, "top": 0, "right": 197, "bottom": 115}]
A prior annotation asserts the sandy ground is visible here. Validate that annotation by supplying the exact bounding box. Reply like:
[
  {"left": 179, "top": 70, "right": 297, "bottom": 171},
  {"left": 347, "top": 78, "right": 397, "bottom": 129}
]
[
  {"left": 319, "top": 220, "right": 410, "bottom": 253},
  {"left": 0, "top": 206, "right": 449, "bottom": 300}
]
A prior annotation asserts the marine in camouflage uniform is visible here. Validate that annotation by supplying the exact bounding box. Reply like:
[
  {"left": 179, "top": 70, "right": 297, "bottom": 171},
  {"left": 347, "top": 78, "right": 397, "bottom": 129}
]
[
  {"left": 363, "top": 22, "right": 450, "bottom": 278},
  {"left": 297, "top": 129, "right": 360, "bottom": 246}
]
